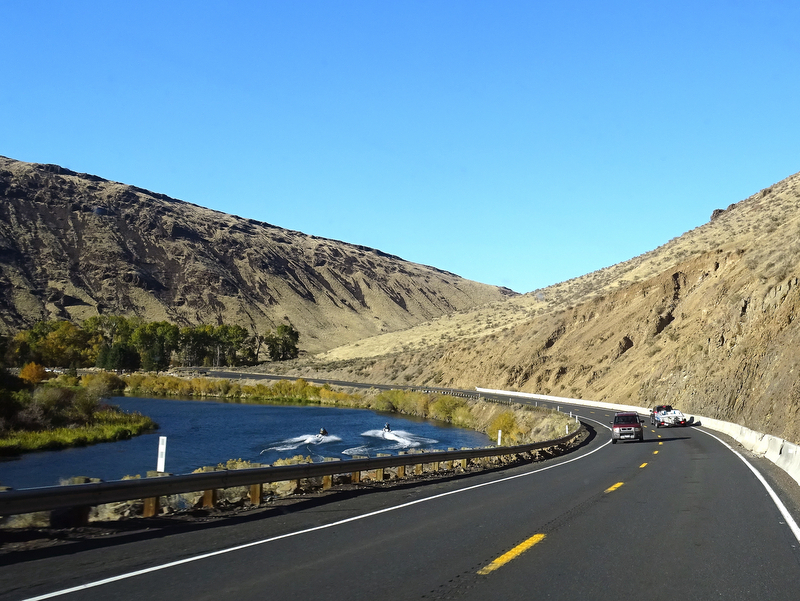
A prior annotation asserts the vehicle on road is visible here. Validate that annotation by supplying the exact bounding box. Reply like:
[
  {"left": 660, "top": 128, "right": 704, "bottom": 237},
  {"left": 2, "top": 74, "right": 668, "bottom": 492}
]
[
  {"left": 650, "top": 405, "right": 688, "bottom": 427},
  {"left": 610, "top": 412, "right": 645, "bottom": 444}
]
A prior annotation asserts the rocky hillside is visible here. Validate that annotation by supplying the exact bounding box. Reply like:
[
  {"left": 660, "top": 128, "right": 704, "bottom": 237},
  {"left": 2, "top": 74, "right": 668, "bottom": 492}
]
[
  {"left": 279, "top": 170, "right": 800, "bottom": 444},
  {"left": 0, "top": 156, "right": 515, "bottom": 353}
]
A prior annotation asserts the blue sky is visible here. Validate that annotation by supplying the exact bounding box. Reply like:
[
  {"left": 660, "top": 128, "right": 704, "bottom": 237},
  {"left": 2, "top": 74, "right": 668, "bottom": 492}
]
[{"left": 2, "top": 1, "right": 798, "bottom": 293}]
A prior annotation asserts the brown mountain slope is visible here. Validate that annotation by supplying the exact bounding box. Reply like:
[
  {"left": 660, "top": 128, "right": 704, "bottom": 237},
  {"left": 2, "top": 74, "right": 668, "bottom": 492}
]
[
  {"left": 313, "top": 170, "right": 800, "bottom": 363},
  {"left": 281, "top": 170, "right": 800, "bottom": 443},
  {"left": 0, "top": 156, "right": 515, "bottom": 353}
]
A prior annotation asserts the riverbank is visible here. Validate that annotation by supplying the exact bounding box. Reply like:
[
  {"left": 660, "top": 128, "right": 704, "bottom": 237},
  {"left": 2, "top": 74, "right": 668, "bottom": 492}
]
[
  {"left": 0, "top": 371, "right": 157, "bottom": 456},
  {"left": 0, "top": 408, "right": 156, "bottom": 456},
  {"left": 123, "top": 373, "right": 576, "bottom": 445}
]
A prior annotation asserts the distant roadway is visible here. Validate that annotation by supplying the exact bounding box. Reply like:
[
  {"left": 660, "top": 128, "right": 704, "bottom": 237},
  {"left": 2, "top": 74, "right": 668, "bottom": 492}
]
[{"left": 3, "top": 378, "right": 800, "bottom": 600}]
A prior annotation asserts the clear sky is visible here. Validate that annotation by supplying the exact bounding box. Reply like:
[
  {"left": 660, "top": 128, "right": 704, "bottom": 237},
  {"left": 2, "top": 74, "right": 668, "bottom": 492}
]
[{"left": 2, "top": 1, "right": 798, "bottom": 293}]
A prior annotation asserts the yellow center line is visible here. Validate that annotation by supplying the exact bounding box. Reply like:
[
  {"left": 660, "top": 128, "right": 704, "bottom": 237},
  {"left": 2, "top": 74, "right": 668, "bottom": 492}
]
[
  {"left": 604, "top": 482, "right": 624, "bottom": 493},
  {"left": 658, "top": 441, "right": 663, "bottom": 445},
  {"left": 477, "top": 533, "right": 546, "bottom": 575},
  {"left": 639, "top": 463, "right": 648, "bottom": 468},
  {"left": 653, "top": 450, "right": 659, "bottom": 455}
]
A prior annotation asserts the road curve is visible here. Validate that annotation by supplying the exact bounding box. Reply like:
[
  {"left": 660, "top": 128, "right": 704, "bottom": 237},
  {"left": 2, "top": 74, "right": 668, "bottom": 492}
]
[{"left": 2, "top": 391, "right": 800, "bottom": 600}]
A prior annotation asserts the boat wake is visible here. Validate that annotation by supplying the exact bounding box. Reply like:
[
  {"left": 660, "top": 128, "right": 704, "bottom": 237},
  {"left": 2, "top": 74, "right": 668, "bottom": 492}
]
[
  {"left": 343, "top": 429, "right": 438, "bottom": 456},
  {"left": 261, "top": 433, "right": 342, "bottom": 453}
]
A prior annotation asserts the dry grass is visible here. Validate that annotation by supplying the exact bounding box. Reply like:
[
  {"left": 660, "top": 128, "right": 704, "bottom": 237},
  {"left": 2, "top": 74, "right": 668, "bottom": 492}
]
[{"left": 314, "top": 171, "right": 800, "bottom": 363}]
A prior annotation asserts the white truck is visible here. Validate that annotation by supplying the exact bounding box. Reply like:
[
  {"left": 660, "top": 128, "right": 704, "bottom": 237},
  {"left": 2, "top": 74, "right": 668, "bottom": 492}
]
[{"left": 650, "top": 405, "right": 688, "bottom": 427}]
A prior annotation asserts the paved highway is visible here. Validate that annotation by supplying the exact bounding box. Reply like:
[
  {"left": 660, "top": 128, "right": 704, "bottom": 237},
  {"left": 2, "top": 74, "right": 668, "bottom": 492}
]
[{"left": 3, "top": 387, "right": 800, "bottom": 600}]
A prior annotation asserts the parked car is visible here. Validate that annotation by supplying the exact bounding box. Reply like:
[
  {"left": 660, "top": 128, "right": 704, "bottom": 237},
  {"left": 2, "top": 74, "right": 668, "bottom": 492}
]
[{"left": 610, "top": 412, "right": 645, "bottom": 444}]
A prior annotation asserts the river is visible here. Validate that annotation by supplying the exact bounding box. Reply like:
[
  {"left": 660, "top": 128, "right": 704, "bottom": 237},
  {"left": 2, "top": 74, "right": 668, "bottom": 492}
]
[{"left": 0, "top": 397, "right": 491, "bottom": 490}]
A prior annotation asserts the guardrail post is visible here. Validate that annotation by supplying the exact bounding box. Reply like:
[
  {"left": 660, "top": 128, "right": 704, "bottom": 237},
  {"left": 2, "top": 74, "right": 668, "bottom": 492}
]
[
  {"left": 190, "top": 467, "right": 219, "bottom": 508},
  {"left": 249, "top": 483, "right": 263, "bottom": 504},
  {"left": 397, "top": 451, "right": 406, "bottom": 479},
  {"left": 351, "top": 455, "right": 366, "bottom": 483},
  {"left": 322, "top": 457, "right": 340, "bottom": 489},
  {"left": 143, "top": 496, "right": 159, "bottom": 518},
  {"left": 50, "top": 477, "right": 99, "bottom": 527},
  {"left": 203, "top": 487, "right": 217, "bottom": 508},
  {"left": 143, "top": 471, "right": 171, "bottom": 517},
  {"left": 375, "top": 453, "right": 390, "bottom": 481},
  {"left": 432, "top": 451, "right": 442, "bottom": 473},
  {"left": 459, "top": 448, "right": 470, "bottom": 471}
]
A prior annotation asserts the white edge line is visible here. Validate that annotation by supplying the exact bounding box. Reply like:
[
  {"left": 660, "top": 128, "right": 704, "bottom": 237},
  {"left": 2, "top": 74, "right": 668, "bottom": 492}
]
[
  {"left": 696, "top": 427, "right": 800, "bottom": 544},
  {"left": 23, "top": 420, "right": 612, "bottom": 601}
]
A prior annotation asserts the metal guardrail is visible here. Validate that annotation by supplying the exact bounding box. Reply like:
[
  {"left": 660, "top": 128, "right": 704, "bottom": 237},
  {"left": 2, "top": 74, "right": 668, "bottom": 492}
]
[{"left": 0, "top": 426, "right": 583, "bottom": 517}]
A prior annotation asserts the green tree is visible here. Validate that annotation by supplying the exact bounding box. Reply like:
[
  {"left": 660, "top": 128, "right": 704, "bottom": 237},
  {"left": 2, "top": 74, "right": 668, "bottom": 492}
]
[
  {"left": 96, "top": 342, "right": 141, "bottom": 372},
  {"left": 8, "top": 321, "right": 61, "bottom": 366},
  {"left": 84, "top": 315, "right": 141, "bottom": 362},
  {"left": 264, "top": 324, "right": 300, "bottom": 361},
  {"left": 39, "top": 321, "right": 93, "bottom": 367},
  {"left": 213, "top": 324, "right": 250, "bottom": 366},
  {"left": 83, "top": 315, "right": 139, "bottom": 346},
  {"left": 0, "top": 337, "right": 26, "bottom": 433},
  {"left": 131, "top": 322, "right": 180, "bottom": 372},
  {"left": 179, "top": 324, "right": 215, "bottom": 367},
  {"left": 7, "top": 320, "right": 92, "bottom": 368}
]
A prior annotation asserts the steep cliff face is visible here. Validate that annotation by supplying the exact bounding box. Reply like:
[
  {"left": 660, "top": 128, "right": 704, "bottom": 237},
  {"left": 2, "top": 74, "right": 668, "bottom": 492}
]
[{"left": 0, "top": 157, "right": 515, "bottom": 353}]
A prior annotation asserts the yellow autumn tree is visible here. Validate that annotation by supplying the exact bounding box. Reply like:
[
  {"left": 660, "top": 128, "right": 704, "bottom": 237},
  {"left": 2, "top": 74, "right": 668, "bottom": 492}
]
[{"left": 19, "top": 362, "right": 49, "bottom": 385}]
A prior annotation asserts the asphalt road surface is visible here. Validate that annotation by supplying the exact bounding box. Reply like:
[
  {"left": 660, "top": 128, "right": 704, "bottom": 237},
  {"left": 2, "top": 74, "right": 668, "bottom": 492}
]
[{"left": 3, "top": 386, "right": 800, "bottom": 600}]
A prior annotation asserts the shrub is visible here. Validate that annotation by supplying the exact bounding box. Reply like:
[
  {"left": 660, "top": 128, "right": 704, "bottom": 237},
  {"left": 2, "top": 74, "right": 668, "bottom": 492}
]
[
  {"left": 451, "top": 406, "right": 475, "bottom": 428},
  {"left": 81, "top": 372, "right": 125, "bottom": 398},
  {"left": 488, "top": 411, "right": 519, "bottom": 444},
  {"left": 28, "top": 386, "right": 75, "bottom": 428},
  {"left": 52, "top": 373, "right": 80, "bottom": 387},
  {"left": 71, "top": 391, "right": 100, "bottom": 425},
  {"left": 370, "top": 396, "right": 396, "bottom": 412},
  {"left": 429, "top": 396, "right": 467, "bottom": 422},
  {"left": 16, "top": 398, "right": 49, "bottom": 430}
]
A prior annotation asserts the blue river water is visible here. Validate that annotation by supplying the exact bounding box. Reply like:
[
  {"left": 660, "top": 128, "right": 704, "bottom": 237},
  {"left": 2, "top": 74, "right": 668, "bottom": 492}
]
[{"left": 0, "top": 397, "right": 491, "bottom": 490}]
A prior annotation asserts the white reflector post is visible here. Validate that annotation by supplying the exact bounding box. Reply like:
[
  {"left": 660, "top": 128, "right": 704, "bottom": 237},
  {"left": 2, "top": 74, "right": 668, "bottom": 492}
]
[
  {"left": 497, "top": 430, "right": 502, "bottom": 446},
  {"left": 157, "top": 436, "right": 167, "bottom": 473}
]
